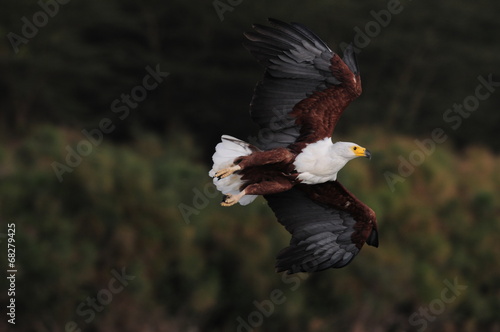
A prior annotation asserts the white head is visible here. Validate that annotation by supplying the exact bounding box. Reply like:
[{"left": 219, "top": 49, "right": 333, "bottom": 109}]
[
  {"left": 294, "top": 138, "right": 371, "bottom": 184},
  {"left": 331, "top": 141, "right": 371, "bottom": 161}
]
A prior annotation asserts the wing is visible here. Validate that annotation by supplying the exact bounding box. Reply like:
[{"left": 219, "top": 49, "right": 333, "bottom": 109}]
[
  {"left": 265, "top": 182, "right": 378, "bottom": 274},
  {"left": 244, "top": 18, "right": 361, "bottom": 150}
]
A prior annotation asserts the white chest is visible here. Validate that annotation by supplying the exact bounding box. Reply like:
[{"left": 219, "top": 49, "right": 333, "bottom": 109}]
[{"left": 293, "top": 138, "right": 348, "bottom": 184}]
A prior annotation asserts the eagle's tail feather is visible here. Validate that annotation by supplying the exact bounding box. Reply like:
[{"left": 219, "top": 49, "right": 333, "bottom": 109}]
[{"left": 209, "top": 135, "right": 258, "bottom": 206}]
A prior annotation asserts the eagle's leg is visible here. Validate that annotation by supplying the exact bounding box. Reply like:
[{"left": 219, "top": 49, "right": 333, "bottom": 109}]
[
  {"left": 216, "top": 148, "right": 295, "bottom": 179},
  {"left": 221, "top": 177, "right": 293, "bottom": 206},
  {"left": 221, "top": 192, "right": 246, "bottom": 206},
  {"left": 214, "top": 165, "right": 241, "bottom": 179}
]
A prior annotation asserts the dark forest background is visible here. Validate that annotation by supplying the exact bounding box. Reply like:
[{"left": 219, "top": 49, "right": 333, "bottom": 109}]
[{"left": 0, "top": 0, "right": 499, "bottom": 331}]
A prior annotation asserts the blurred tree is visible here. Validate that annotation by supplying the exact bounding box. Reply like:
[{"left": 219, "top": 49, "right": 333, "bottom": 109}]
[{"left": 0, "top": 126, "right": 499, "bottom": 331}]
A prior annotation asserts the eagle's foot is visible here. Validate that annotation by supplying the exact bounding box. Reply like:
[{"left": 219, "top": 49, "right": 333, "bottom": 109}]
[
  {"left": 215, "top": 165, "right": 241, "bottom": 179},
  {"left": 221, "top": 191, "right": 245, "bottom": 206}
]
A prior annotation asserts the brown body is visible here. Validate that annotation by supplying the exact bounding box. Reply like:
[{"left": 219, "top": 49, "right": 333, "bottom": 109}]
[{"left": 237, "top": 147, "right": 298, "bottom": 195}]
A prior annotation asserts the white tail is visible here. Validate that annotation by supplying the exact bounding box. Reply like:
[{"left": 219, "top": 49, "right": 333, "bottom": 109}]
[{"left": 209, "top": 135, "right": 258, "bottom": 205}]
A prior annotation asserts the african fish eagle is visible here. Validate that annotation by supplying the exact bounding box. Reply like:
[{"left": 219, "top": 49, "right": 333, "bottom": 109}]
[{"left": 208, "top": 19, "right": 379, "bottom": 274}]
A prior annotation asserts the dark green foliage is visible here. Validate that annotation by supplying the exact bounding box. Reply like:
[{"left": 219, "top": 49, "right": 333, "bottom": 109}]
[{"left": 0, "top": 126, "right": 499, "bottom": 331}]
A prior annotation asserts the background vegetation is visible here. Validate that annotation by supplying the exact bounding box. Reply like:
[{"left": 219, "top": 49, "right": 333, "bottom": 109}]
[{"left": 0, "top": 0, "right": 499, "bottom": 331}]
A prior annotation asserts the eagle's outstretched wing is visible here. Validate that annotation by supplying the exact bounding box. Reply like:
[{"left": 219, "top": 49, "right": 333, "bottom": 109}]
[
  {"left": 265, "top": 181, "right": 378, "bottom": 274},
  {"left": 244, "top": 18, "right": 361, "bottom": 150}
]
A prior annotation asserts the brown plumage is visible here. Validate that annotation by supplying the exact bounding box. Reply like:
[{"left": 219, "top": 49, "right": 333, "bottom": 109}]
[
  {"left": 209, "top": 19, "right": 378, "bottom": 273},
  {"left": 290, "top": 53, "right": 362, "bottom": 146}
]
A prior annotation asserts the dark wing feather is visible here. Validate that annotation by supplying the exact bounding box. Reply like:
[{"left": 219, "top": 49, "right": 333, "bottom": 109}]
[
  {"left": 244, "top": 19, "right": 361, "bottom": 150},
  {"left": 265, "top": 182, "right": 378, "bottom": 274}
]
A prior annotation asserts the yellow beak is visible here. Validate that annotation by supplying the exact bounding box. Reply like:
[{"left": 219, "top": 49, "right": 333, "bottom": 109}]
[{"left": 355, "top": 147, "right": 371, "bottom": 159}]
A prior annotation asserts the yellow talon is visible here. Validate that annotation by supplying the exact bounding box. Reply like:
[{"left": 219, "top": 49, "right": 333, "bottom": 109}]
[
  {"left": 215, "top": 165, "right": 241, "bottom": 179},
  {"left": 221, "top": 191, "right": 246, "bottom": 206}
]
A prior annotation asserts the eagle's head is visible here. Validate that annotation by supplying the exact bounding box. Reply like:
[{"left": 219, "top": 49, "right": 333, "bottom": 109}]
[
  {"left": 334, "top": 142, "right": 371, "bottom": 160},
  {"left": 294, "top": 138, "right": 371, "bottom": 184}
]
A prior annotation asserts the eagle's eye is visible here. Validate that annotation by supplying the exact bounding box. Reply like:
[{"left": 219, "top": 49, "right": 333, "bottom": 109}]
[{"left": 353, "top": 147, "right": 357, "bottom": 150}]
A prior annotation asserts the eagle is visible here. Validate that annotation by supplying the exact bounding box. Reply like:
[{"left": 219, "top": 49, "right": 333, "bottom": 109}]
[{"left": 209, "top": 19, "right": 379, "bottom": 274}]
